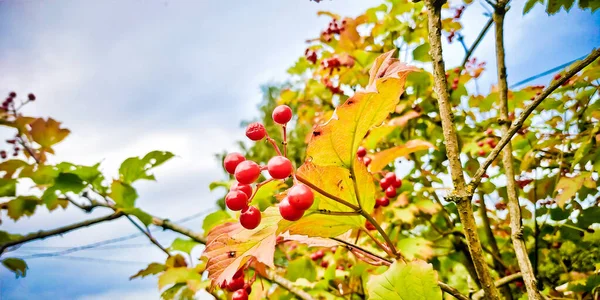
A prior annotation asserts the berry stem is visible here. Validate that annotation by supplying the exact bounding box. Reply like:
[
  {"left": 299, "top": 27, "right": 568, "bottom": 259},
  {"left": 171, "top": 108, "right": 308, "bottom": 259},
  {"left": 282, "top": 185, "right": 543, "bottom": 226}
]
[
  {"left": 331, "top": 237, "right": 392, "bottom": 266},
  {"left": 282, "top": 124, "right": 288, "bottom": 158},
  {"left": 249, "top": 178, "right": 274, "bottom": 201},
  {"left": 314, "top": 209, "right": 359, "bottom": 216},
  {"left": 265, "top": 133, "right": 283, "bottom": 156},
  {"left": 360, "top": 228, "right": 396, "bottom": 259}
]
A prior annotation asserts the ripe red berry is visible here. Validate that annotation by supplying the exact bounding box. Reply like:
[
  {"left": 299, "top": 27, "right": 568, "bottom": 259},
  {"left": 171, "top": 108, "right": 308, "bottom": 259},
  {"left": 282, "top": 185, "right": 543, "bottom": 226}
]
[
  {"left": 244, "top": 283, "right": 252, "bottom": 294},
  {"left": 363, "top": 157, "right": 371, "bottom": 166},
  {"left": 391, "top": 178, "right": 402, "bottom": 189},
  {"left": 233, "top": 268, "right": 244, "bottom": 279},
  {"left": 279, "top": 197, "right": 304, "bottom": 221},
  {"left": 226, "top": 191, "right": 249, "bottom": 211},
  {"left": 272, "top": 105, "right": 293, "bottom": 124},
  {"left": 320, "top": 260, "right": 329, "bottom": 268},
  {"left": 356, "top": 146, "right": 367, "bottom": 158},
  {"left": 224, "top": 153, "right": 246, "bottom": 174},
  {"left": 485, "top": 128, "right": 493, "bottom": 136},
  {"left": 376, "top": 197, "right": 390, "bottom": 207},
  {"left": 231, "top": 182, "right": 252, "bottom": 198},
  {"left": 227, "top": 276, "right": 245, "bottom": 291},
  {"left": 477, "top": 141, "right": 484, "bottom": 147},
  {"left": 287, "top": 184, "right": 314, "bottom": 210},
  {"left": 379, "top": 177, "right": 391, "bottom": 190},
  {"left": 27, "top": 93, "right": 35, "bottom": 101},
  {"left": 232, "top": 289, "right": 248, "bottom": 300},
  {"left": 385, "top": 186, "right": 397, "bottom": 198},
  {"left": 0, "top": 151, "right": 6, "bottom": 159},
  {"left": 240, "top": 206, "right": 261, "bottom": 230},
  {"left": 8, "top": 92, "right": 16, "bottom": 98},
  {"left": 245, "top": 122, "right": 266, "bottom": 141},
  {"left": 310, "top": 252, "right": 321, "bottom": 261},
  {"left": 478, "top": 149, "right": 486, "bottom": 157},
  {"left": 234, "top": 161, "right": 261, "bottom": 184},
  {"left": 365, "top": 220, "right": 376, "bottom": 231},
  {"left": 267, "top": 156, "right": 293, "bottom": 179}
]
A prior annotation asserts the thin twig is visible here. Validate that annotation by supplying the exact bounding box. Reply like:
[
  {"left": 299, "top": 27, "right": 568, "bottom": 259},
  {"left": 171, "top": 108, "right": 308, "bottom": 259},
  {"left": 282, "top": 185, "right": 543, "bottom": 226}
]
[
  {"left": 124, "top": 215, "right": 170, "bottom": 257},
  {"left": 472, "top": 273, "right": 524, "bottom": 300},
  {"left": 331, "top": 237, "right": 392, "bottom": 265},
  {"left": 461, "top": 18, "right": 494, "bottom": 68},
  {"left": 438, "top": 281, "right": 470, "bottom": 300}
]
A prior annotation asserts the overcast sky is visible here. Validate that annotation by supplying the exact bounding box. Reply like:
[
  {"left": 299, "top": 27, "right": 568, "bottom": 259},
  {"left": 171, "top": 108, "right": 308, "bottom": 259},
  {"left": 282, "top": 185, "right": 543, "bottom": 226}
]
[{"left": 0, "top": 0, "right": 598, "bottom": 299}]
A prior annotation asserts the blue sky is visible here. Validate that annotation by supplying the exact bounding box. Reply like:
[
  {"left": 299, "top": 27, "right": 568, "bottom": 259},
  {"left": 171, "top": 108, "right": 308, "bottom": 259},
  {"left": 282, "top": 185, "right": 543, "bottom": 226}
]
[{"left": 0, "top": 0, "right": 598, "bottom": 299}]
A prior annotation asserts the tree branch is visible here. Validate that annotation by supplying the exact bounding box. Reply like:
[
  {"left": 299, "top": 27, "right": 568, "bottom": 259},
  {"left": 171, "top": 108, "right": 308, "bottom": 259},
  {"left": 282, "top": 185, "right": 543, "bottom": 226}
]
[
  {"left": 492, "top": 3, "right": 542, "bottom": 298},
  {"left": 472, "top": 273, "right": 524, "bottom": 300},
  {"left": 424, "top": 0, "right": 500, "bottom": 298},
  {"left": 0, "top": 212, "right": 123, "bottom": 254},
  {"left": 461, "top": 18, "right": 494, "bottom": 68},
  {"left": 125, "top": 215, "right": 171, "bottom": 257},
  {"left": 469, "top": 47, "right": 600, "bottom": 191},
  {"left": 438, "top": 281, "right": 470, "bottom": 300}
]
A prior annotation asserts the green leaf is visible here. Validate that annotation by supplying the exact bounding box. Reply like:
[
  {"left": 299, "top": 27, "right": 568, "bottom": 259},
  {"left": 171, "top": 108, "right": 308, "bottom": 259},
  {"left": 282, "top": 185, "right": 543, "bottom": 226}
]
[
  {"left": 397, "top": 237, "right": 434, "bottom": 260},
  {"left": 130, "top": 263, "right": 167, "bottom": 280},
  {"left": 202, "top": 210, "right": 233, "bottom": 233},
  {"left": 158, "top": 267, "right": 202, "bottom": 290},
  {"left": 6, "top": 196, "right": 40, "bottom": 221},
  {"left": 413, "top": 43, "right": 431, "bottom": 62},
  {"left": 367, "top": 260, "right": 442, "bottom": 300},
  {"left": 119, "top": 151, "right": 174, "bottom": 184},
  {"left": 56, "top": 162, "right": 101, "bottom": 183},
  {"left": 286, "top": 257, "right": 317, "bottom": 282},
  {"left": 121, "top": 207, "right": 153, "bottom": 226},
  {"left": 21, "top": 165, "right": 59, "bottom": 185},
  {"left": 2, "top": 258, "right": 28, "bottom": 278},
  {"left": 0, "top": 159, "right": 28, "bottom": 179},
  {"left": 524, "top": 0, "right": 544, "bottom": 13},
  {"left": 161, "top": 283, "right": 185, "bottom": 299},
  {"left": 0, "top": 178, "right": 17, "bottom": 197},
  {"left": 41, "top": 173, "right": 85, "bottom": 207},
  {"left": 169, "top": 238, "right": 200, "bottom": 254},
  {"left": 109, "top": 180, "right": 138, "bottom": 208},
  {"left": 0, "top": 231, "right": 23, "bottom": 244}
]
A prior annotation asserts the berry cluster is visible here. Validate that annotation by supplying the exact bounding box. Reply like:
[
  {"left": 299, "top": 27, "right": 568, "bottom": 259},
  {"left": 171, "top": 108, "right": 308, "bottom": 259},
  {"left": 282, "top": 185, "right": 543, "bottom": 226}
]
[
  {"left": 305, "top": 49, "right": 318, "bottom": 64},
  {"left": 219, "top": 267, "right": 253, "bottom": 300},
  {"left": 223, "top": 105, "right": 315, "bottom": 229},
  {"left": 376, "top": 172, "right": 402, "bottom": 206},
  {"left": 453, "top": 5, "right": 465, "bottom": 19},
  {"left": 321, "top": 19, "right": 346, "bottom": 42},
  {"left": 320, "top": 55, "right": 354, "bottom": 74},
  {"left": 476, "top": 133, "right": 497, "bottom": 157},
  {"left": 445, "top": 67, "right": 461, "bottom": 90},
  {"left": 1, "top": 136, "right": 21, "bottom": 159},
  {"left": 465, "top": 58, "right": 486, "bottom": 78},
  {"left": 322, "top": 77, "right": 343, "bottom": 95},
  {"left": 1, "top": 92, "right": 35, "bottom": 112},
  {"left": 447, "top": 30, "right": 456, "bottom": 43},
  {"left": 356, "top": 146, "right": 371, "bottom": 167}
]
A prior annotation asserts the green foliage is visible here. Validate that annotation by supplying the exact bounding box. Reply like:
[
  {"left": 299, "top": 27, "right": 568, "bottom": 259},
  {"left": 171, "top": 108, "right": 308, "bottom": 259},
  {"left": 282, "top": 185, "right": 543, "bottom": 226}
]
[
  {"left": 119, "top": 151, "right": 174, "bottom": 184},
  {"left": 367, "top": 261, "right": 441, "bottom": 300},
  {"left": 2, "top": 258, "right": 27, "bottom": 278}
]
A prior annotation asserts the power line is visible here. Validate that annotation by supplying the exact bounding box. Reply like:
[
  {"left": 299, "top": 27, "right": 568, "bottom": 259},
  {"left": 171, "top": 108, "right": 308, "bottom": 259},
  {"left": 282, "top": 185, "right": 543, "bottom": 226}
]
[
  {"left": 509, "top": 53, "right": 589, "bottom": 89},
  {"left": 18, "top": 243, "right": 153, "bottom": 251},
  {"left": 35, "top": 255, "right": 148, "bottom": 265}
]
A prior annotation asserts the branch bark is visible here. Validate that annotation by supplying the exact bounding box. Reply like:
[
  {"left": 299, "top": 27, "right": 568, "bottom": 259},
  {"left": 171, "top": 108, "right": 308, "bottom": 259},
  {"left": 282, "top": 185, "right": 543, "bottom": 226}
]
[
  {"left": 438, "top": 281, "right": 470, "bottom": 300},
  {"left": 0, "top": 212, "right": 123, "bottom": 254},
  {"left": 469, "top": 47, "right": 600, "bottom": 190},
  {"left": 424, "top": 0, "right": 500, "bottom": 298},
  {"left": 493, "top": 2, "right": 542, "bottom": 299},
  {"left": 472, "top": 273, "right": 524, "bottom": 300}
]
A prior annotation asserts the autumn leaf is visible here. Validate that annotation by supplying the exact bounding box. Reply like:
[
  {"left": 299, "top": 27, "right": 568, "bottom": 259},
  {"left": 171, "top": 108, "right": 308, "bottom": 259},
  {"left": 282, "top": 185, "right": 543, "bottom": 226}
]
[
  {"left": 305, "top": 50, "right": 417, "bottom": 168},
  {"left": 367, "top": 260, "right": 441, "bottom": 300},
  {"left": 130, "top": 263, "right": 167, "bottom": 280},
  {"left": 369, "top": 140, "right": 435, "bottom": 172},
  {"left": 29, "top": 118, "right": 70, "bottom": 149},
  {"left": 555, "top": 175, "right": 585, "bottom": 208}
]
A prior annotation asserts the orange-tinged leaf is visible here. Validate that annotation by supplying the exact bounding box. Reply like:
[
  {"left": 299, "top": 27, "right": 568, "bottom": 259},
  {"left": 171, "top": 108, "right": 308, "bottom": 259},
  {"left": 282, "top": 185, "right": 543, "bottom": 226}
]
[
  {"left": 369, "top": 140, "right": 435, "bottom": 172},
  {"left": 306, "top": 50, "right": 417, "bottom": 168},
  {"left": 202, "top": 207, "right": 280, "bottom": 286},
  {"left": 555, "top": 175, "right": 584, "bottom": 208},
  {"left": 29, "top": 118, "right": 70, "bottom": 148},
  {"left": 388, "top": 110, "right": 421, "bottom": 127}
]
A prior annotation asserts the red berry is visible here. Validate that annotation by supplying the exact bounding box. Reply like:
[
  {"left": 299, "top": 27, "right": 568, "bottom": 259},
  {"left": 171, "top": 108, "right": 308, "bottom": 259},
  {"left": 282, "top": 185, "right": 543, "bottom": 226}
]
[
  {"left": 234, "top": 161, "right": 261, "bottom": 184},
  {"left": 231, "top": 182, "right": 253, "bottom": 198},
  {"left": 384, "top": 172, "right": 396, "bottom": 182},
  {"left": 227, "top": 276, "right": 245, "bottom": 291},
  {"left": 287, "top": 184, "right": 314, "bottom": 210},
  {"left": 391, "top": 178, "right": 402, "bottom": 189},
  {"left": 478, "top": 150, "right": 486, "bottom": 157},
  {"left": 0, "top": 151, "right": 6, "bottom": 159},
  {"left": 310, "top": 252, "right": 321, "bottom": 261},
  {"left": 232, "top": 289, "right": 248, "bottom": 300},
  {"left": 233, "top": 268, "right": 244, "bottom": 279},
  {"left": 27, "top": 93, "right": 35, "bottom": 101},
  {"left": 379, "top": 177, "right": 391, "bottom": 190},
  {"left": 365, "top": 220, "right": 376, "bottom": 231},
  {"left": 240, "top": 206, "right": 261, "bottom": 230},
  {"left": 376, "top": 197, "right": 390, "bottom": 207},
  {"left": 477, "top": 141, "right": 484, "bottom": 147},
  {"left": 515, "top": 281, "right": 524, "bottom": 288},
  {"left": 272, "top": 105, "right": 293, "bottom": 124},
  {"left": 244, "top": 283, "right": 252, "bottom": 294},
  {"left": 8, "top": 92, "right": 16, "bottom": 98},
  {"left": 226, "top": 191, "right": 249, "bottom": 211},
  {"left": 385, "top": 186, "right": 397, "bottom": 198},
  {"left": 224, "top": 153, "right": 246, "bottom": 174},
  {"left": 220, "top": 280, "right": 228, "bottom": 289},
  {"left": 245, "top": 122, "right": 266, "bottom": 141},
  {"left": 356, "top": 146, "right": 367, "bottom": 157},
  {"left": 267, "top": 156, "right": 293, "bottom": 179},
  {"left": 363, "top": 157, "right": 371, "bottom": 166},
  {"left": 320, "top": 260, "right": 329, "bottom": 268},
  {"left": 485, "top": 128, "right": 493, "bottom": 136},
  {"left": 279, "top": 197, "right": 304, "bottom": 221}
]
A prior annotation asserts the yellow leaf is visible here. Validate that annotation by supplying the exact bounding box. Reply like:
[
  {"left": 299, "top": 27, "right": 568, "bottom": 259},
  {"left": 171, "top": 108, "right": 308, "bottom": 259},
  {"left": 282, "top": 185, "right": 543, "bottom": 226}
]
[
  {"left": 29, "top": 118, "right": 70, "bottom": 149},
  {"left": 389, "top": 110, "right": 421, "bottom": 127},
  {"left": 369, "top": 140, "right": 435, "bottom": 172},
  {"left": 555, "top": 176, "right": 585, "bottom": 208},
  {"left": 305, "top": 50, "right": 417, "bottom": 168}
]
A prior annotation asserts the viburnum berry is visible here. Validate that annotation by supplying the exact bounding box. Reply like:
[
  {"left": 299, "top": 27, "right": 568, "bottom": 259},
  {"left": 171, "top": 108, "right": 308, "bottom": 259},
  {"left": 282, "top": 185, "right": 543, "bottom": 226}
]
[
  {"left": 320, "top": 260, "right": 329, "bottom": 268},
  {"left": 0, "top": 151, "right": 6, "bottom": 159},
  {"left": 376, "top": 197, "right": 390, "bottom": 207},
  {"left": 365, "top": 220, "right": 376, "bottom": 231},
  {"left": 356, "top": 146, "right": 367, "bottom": 158},
  {"left": 485, "top": 128, "right": 493, "bottom": 136},
  {"left": 245, "top": 122, "right": 266, "bottom": 141},
  {"left": 243, "top": 283, "right": 252, "bottom": 294},
  {"left": 384, "top": 172, "right": 396, "bottom": 182},
  {"left": 379, "top": 177, "right": 391, "bottom": 190},
  {"left": 231, "top": 182, "right": 252, "bottom": 198},
  {"left": 240, "top": 206, "right": 261, "bottom": 230},
  {"left": 27, "top": 93, "right": 35, "bottom": 101},
  {"left": 272, "top": 105, "right": 293, "bottom": 124},
  {"left": 287, "top": 184, "right": 314, "bottom": 210},
  {"left": 363, "top": 156, "right": 371, "bottom": 167},
  {"left": 8, "top": 92, "right": 16, "bottom": 98},
  {"left": 231, "top": 289, "right": 249, "bottom": 300},
  {"left": 392, "top": 178, "right": 402, "bottom": 189},
  {"left": 227, "top": 276, "right": 245, "bottom": 291},
  {"left": 310, "top": 249, "right": 324, "bottom": 261},
  {"left": 279, "top": 197, "right": 304, "bottom": 221},
  {"left": 224, "top": 152, "right": 246, "bottom": 174},
  {"left": 234, "top": 160, "right": 261, "bottom": 184},
  {"left": 225, "top": 190, "right": 249, "bottom": 211},
  {"left": 267, "top": 156, "right": 293, "bottom": 179},
  {"left": 233, "top": 268, "right": 244, "bottom": 279},
  {"left": 478, "top": 149, "right": 486, "bottom": 157},
  {"left": 477, "top": 141, "right": 484, "bottom": 147},
  {"left": 385, "top": 186, "right": 397, "bottom": 198}
]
